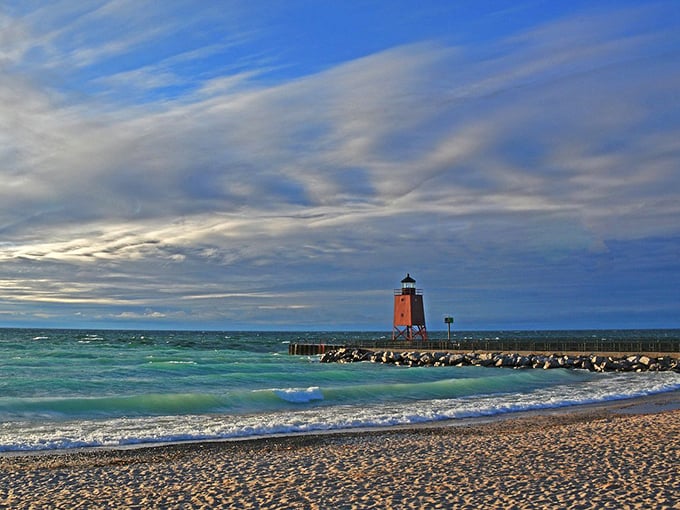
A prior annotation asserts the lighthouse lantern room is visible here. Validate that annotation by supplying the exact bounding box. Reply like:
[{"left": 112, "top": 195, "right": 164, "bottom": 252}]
[{"left": 392, "top": 273, "right": 428, "bottom": 341}]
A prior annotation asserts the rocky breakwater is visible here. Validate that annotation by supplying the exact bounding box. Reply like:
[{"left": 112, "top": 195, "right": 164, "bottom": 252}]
[{"left": 319, "top": 349, "right": 680, "bottom": 373}]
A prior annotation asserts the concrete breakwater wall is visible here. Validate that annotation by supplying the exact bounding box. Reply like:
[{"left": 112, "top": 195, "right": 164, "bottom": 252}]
[{"left": 319, "top": 348, "right": 680, "bottom": 373}]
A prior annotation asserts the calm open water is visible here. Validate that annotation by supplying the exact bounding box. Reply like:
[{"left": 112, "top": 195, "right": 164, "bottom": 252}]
[{"left": 0, "top": 328, "right": 678, "bottom": 452}]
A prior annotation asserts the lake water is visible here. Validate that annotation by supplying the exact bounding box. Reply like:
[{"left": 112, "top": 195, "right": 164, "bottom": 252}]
[{"left": 0, "top": 328, "right": 678, "bottom": 452}]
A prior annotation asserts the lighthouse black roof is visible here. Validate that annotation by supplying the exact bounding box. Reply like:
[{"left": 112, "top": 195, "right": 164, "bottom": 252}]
[{"left": 401, "top": 273, "right": 416, "bottom": 284}]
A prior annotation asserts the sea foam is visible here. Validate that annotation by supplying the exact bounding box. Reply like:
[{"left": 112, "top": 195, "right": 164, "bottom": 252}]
[{"left": 272, "top": 387, "right": 324, "bottom": 403}]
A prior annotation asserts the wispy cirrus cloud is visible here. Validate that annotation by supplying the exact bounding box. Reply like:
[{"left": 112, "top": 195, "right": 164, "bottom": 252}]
[{"left": 0, "top": 1, "right": 678, "bottom": 329}]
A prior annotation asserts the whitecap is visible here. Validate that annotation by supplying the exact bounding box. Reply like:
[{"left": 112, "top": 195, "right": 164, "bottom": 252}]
[{"left": 272, "top": 386, "right": 324, "bottom": 403}]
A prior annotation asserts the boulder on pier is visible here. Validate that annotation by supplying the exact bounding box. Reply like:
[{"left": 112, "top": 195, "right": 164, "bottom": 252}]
[{"left": 319, "top": 348, "right": 679, "bottom": 373}]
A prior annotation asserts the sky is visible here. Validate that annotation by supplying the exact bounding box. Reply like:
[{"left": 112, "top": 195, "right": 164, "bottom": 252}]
[{"left": 1, "top": 1, "right": 679, "bottom": 331}]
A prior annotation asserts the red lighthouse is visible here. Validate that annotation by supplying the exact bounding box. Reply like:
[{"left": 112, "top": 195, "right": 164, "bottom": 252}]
[{"left": 392, "top": 273, "right": 428, "bottom": 341}]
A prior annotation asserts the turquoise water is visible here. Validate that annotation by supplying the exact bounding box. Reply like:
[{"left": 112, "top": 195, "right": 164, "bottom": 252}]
[{"left": 0, "top": 329, "right": 678, "bottom": 452}]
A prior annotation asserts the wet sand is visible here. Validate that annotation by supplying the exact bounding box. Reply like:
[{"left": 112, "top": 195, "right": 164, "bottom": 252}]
[{"left": 1, "top": 392, "right": 678, "bottom": 509}]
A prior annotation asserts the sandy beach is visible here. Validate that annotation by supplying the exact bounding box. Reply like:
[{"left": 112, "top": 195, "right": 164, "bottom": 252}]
[{"left": 1, "top": 392, "right": 678, "bottom": 509}]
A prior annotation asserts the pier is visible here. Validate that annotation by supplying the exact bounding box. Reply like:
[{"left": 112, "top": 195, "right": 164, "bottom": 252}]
[
  {"left": 288, "top": 337, "right": 680, "bottom": 357},
  {"left": 288, "top": 343, "right": 344, "bottom": 355}
]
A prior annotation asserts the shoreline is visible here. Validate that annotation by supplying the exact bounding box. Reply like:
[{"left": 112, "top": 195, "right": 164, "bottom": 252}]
[
  {"left": 2, "top": 388, "right": 678, "bottom": 459},
  {"left": 1, "top": 391, "right": 678, "bottom": 508}
]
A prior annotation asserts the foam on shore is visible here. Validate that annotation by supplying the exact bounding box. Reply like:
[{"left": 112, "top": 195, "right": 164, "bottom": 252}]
[{"left": 0, "top": 391, "right": 677, "bottom": 509}]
